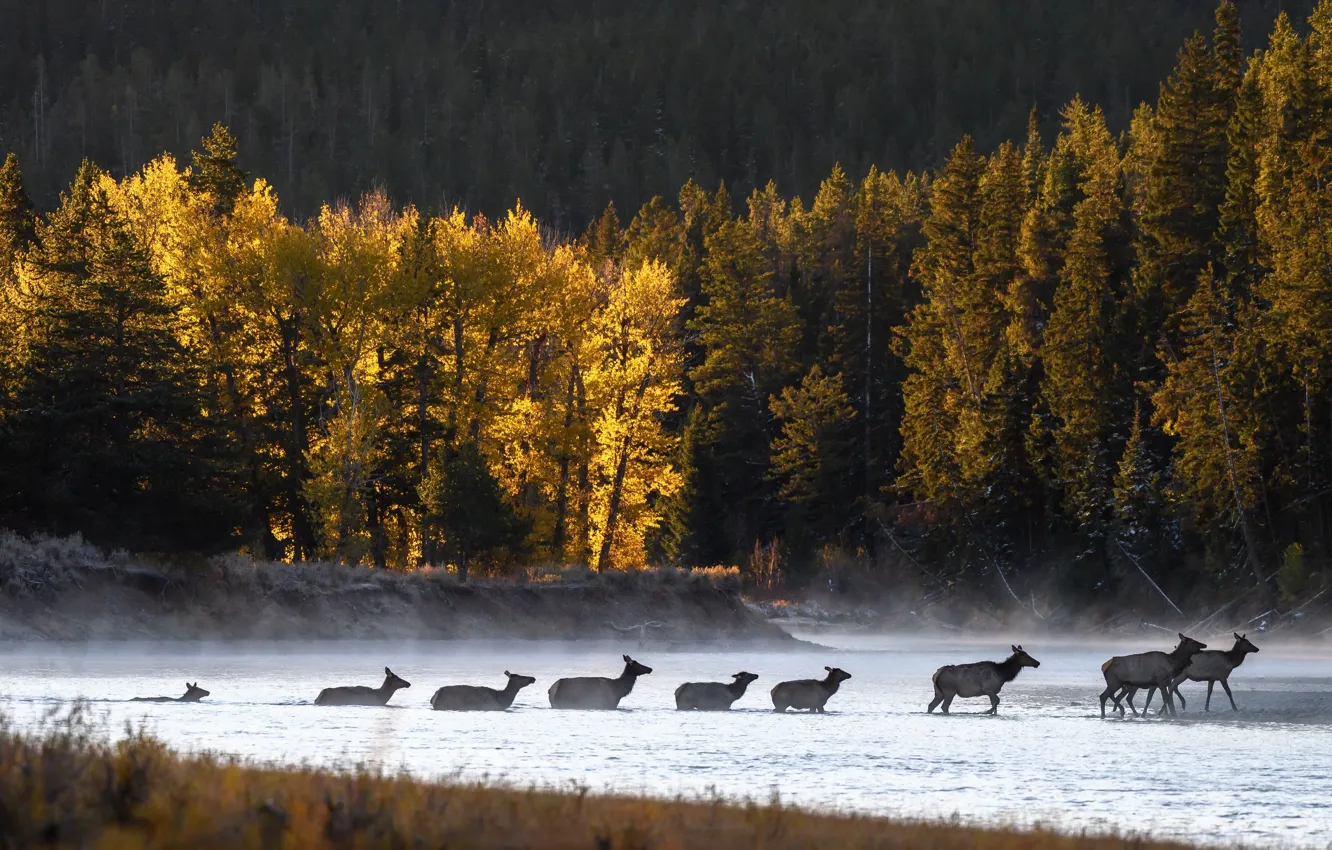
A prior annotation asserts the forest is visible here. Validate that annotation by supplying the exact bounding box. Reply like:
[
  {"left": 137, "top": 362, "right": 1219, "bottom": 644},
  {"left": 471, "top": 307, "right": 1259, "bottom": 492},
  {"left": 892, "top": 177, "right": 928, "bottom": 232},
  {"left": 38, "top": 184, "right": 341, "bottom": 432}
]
[{"left": 2, "top": 1, "right": 1332, "bottom": 613}]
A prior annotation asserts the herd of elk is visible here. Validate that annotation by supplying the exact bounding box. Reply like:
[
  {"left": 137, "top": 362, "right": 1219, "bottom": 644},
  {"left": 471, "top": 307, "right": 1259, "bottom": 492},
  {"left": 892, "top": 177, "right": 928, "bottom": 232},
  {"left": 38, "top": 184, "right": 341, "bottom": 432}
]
[{"left": 118, "top": 634, "right": 1261, "bottom": 715}]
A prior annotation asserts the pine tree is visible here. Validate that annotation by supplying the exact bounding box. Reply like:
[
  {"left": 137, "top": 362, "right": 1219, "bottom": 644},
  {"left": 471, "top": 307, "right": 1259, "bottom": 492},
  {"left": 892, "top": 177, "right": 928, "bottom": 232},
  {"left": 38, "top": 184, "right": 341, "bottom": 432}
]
[
  {"left": 1038, "top": 101, "right": 1134, "bottom": 584},
  {"left": 1111, "top": 402, "right": 1171, "bottom": 585},
  {"left": 896, "top": 137, "right": 992, "bottom": 525},
  {"left": 188, "top": 123, "right": 248, "bottom": 217},
  {"left": 6, "top": 161, "right": 241, "bottom": 550},
  {"left": 768, "top": 365, "right": 857, "bottom": 553},
  {"left": 1153, "top": 267, "right": 1268, "bottom": 592},
  {"left": 687, "top": 216, "right": 803, "bottom": 561},
  {"left": 0, "top": 153, "right": 37, "bottom": 407},
  {"left": 420, "top": 439, "right": 528, "bottom": 581},
  {"left": 1134, "top": 6, "right": 1240, "bottom": 339}
]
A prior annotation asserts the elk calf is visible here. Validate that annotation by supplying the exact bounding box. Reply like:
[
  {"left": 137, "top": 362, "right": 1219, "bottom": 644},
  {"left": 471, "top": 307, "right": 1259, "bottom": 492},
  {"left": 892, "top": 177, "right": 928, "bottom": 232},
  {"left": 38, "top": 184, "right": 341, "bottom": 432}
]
[
  {"left": 771, "top": 667, "right": 851, "bottom": 713},
  {"left": 1099, "top": 633, "right": 1205, "bottom": 718},
  {"left": 675, "top": 672, "right": 759, "bottom": 711},
  {"left": 315, "top": 667, "right": 411, "bottom": 707},
  {"left": 928, "top": 645, "right": 1040, "bottom": 715},
  {"left": 549, "top": 655, "right": 652, "bottom": 710},
  {"left": 131, "top": 682, "right": 210, "bottom": 703},
  {"left": 431, "top": 671, "right": 536, "bottom": 711}
]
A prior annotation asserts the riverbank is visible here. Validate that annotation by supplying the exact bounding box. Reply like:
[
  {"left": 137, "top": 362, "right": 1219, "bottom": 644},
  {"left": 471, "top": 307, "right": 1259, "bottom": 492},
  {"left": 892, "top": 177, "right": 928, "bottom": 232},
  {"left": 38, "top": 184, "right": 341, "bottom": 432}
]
[
  {"left": 0, "top": 710, "right": 1196, "bottom": 850},
  {"left": 0, "top": 532, "right": 791, "bottom": 644}
]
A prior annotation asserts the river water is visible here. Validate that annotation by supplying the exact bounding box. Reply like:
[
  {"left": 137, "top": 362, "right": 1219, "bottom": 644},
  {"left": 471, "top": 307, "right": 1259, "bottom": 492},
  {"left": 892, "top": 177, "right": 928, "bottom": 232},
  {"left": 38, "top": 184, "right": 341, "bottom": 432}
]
[{"left": 0, "top": 634, "right": 1328, "bottom": 848}]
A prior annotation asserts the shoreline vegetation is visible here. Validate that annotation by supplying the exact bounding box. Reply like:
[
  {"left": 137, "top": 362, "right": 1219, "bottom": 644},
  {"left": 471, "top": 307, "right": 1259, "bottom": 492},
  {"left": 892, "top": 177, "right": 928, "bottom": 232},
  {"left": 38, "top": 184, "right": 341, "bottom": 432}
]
[
  {"left": 0, "top": 708, "right": 1199, "bottom": 850},
  {"left": 0, "top": 532, "right": 788, "bottom": 643},
  {"left": 2, "top": 531, "right": 1328, "bottom": 643}
]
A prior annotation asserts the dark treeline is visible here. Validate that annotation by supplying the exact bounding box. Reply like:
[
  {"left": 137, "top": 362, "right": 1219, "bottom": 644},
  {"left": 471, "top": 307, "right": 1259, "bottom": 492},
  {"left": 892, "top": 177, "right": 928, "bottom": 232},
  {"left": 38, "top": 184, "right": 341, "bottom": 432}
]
[
  {"left": 2, "top": 2, "right": 1332, "bottom": 613},
  {"left": 0, "top": 0, "right": 1311, "bottom": 230}
]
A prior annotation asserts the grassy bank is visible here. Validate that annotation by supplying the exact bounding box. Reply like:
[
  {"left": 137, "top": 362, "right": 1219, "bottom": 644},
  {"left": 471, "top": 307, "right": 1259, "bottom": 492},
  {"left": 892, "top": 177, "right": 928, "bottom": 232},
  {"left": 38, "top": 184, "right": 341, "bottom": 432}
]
[
  {"left": 0, "top": 709, "right": 1193, "bottom": 850},
  {"left": 0, "top": 532, "right": 789, "bottom": 643}
]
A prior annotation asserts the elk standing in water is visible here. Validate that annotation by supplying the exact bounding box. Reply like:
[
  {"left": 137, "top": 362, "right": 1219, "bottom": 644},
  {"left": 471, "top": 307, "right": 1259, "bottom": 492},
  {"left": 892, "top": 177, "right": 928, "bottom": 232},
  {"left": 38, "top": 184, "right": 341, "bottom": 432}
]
[
  {"left": 928, "top": 645, "right": 1040, "bottom": 715},
  {"left": 674, "top": 672, "right": 759, "bottom": 711},
  {"left": 1099, "top": 633, "right": 1206, "bottom": 717},
  {"left": 430, "top": 671, "right": 537, "bottom": 711},
  {"left": 548, "top": 655, "right": 652, "bottom": 709},
  {"left": 1138, "top": 632, "right": 1260, "bottom": 713},
  {"left": 131, "top": 682, "right": 210, "bottom": 703},
  {"left": 314, "top": 667, "right": 411, "bottom": 707},
  {"left": 771, "top": 667, "right": 851, "bottom": 713}
]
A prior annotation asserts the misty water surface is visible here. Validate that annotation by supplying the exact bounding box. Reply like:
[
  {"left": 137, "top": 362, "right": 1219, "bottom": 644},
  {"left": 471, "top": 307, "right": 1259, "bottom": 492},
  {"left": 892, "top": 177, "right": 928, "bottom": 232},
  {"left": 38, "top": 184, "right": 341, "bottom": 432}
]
[{"left": 1, "top": 635, "right": 1329, "bottom": 848}]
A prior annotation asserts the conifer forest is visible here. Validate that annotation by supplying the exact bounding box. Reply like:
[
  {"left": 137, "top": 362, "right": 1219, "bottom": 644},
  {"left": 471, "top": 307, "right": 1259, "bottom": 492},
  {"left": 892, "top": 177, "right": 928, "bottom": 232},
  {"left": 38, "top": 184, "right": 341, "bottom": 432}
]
[{"left": 3, "top": 0, "right": 1332, "bottom": 612}]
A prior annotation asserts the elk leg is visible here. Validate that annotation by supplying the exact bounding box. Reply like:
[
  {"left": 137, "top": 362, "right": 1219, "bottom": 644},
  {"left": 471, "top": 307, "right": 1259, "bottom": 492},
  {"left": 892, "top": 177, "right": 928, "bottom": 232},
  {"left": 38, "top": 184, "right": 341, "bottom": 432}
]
[
  {"left": 928, "top": 691, "right": 944, "bottom": 714},
  {"left": 1160, "top": 683, "right": 1177, "bottom": 717},
  {"left": 1174, "top": 683, "right": 1186, "bottom": 712},
  {"left": 988, "top": 693, "right": 1000, "bottom": 715},
  {"left": 1220, "top": 679, "right": 1237, "bottom": 711},
  {"left": 942, "top": 695, "right": 954, "bottom": 715},
  {"left": 1140, "top": 686, "right": 1153, "bottom": 713},
  {"left": 1205, "top": 681, "right": 1215, "bottom": 712},
  {"left": 1101, "top": 685, "right": 1123, "bottom": 717},
  {"left": 1125, "top": 688, "right": 1140, "bottom": 717}
]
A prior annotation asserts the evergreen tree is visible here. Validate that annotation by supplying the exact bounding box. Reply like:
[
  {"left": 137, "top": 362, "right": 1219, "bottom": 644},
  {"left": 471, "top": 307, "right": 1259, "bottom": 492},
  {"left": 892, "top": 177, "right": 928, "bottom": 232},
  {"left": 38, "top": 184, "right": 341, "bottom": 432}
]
[
  {"left": 1153, "top": 267, "right": 1269, "bottom": 593},
  {"left": 687, "top": 216, "right": 803, "bottom": 561},
  {"left": 769, "top": 365, "right": 857, "bottom": 554},
  {"left": 420, "top": 439, "right": 528, "bottom": 581},
  {"left": 1038, "top": 101, "right": 1134, "bottom": 585},
  {"left": 0, "top": 153, "right": 37, "bottom": 406},
  {"left": 5, "top": 161, "right": 241, "bottom": 550},
  {"left": 188, "top": 123, "right": 248, "bottom": 217}
]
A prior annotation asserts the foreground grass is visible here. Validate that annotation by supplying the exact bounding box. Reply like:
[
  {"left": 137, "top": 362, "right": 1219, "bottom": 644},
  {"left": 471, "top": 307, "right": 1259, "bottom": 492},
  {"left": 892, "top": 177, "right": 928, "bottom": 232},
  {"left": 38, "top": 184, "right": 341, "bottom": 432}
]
[{"left": 0, "top": 709, "right": 1197, "bottom": 850}]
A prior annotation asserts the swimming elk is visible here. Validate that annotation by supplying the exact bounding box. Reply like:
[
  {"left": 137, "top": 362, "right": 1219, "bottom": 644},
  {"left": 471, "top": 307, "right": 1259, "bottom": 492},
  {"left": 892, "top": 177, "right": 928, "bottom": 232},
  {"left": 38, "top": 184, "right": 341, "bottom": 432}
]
[
  {"left": 674, "top": 672, "right": 759, "bottom": 711},
  {"left": 430, "top": 671, "right": 537, "bottom": 711},
  {"left": 928, "top": 645, "right": 1040, "bottom": 715},
  {"left": 314, "top": 667, "right": 411, "bottom": 707},
  {"left": 1099, "top": 633, "right": 1206, "bottom": 718},
  {"left": 1140, "top": 632, "right": 1260, "bottom": 714},
  {"left": 548, "top": 655, "right": 652, "bottom": 709},
  {"left": 771, "top": 667, "right": 851, "bottom": 713},
  {"left": 130, "top": 682, "right": 210, "bottom": 703}
]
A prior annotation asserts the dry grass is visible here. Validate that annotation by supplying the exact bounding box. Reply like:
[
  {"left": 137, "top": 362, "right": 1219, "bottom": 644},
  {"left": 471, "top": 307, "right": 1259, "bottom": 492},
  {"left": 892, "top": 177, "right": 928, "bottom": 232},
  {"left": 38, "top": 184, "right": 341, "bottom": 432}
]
[{"left": 0, "top": 707, "right": 1197, "bottom": 850}]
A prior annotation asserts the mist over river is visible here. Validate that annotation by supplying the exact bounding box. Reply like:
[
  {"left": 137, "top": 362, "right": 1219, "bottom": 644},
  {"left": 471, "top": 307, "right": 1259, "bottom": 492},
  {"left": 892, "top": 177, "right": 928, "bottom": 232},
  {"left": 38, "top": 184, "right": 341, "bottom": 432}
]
[{"left": 1, "top": 635, "right": 1329, "bottom": 848}]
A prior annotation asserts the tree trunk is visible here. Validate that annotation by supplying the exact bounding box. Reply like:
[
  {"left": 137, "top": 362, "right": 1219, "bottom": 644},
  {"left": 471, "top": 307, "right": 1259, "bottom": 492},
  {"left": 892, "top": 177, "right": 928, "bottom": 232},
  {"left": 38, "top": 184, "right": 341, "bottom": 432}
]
[
  {"left": 417, "top": 350, "right": 433, "bottom": 564},
  {"left": 278, "top": 312, "right": 315, "bottom": 561},
  {"left": 552, "top": 361, "right": 578, "bottom": 559},
  {"left": 595, "top": 371, "right": 652, "bottom": 571}
]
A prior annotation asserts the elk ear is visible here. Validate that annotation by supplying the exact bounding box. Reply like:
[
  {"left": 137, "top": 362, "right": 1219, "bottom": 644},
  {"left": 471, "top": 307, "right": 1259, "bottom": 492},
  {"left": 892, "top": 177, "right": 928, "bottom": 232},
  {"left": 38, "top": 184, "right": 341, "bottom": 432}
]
[
  {"left": 1011, "top": 645, "right": 1018, "bottom": 652},
  {"left": 623, "top": 654, "right": 631, "bottom": 662},
  {"left": 824, "top": 665, "right": 832, "bottom": 671},
  {"left": 385, "top": 667, "right": 392, "bottom": 676},
  {"left": 1234, "top": 632, "right": 1242, "bottom": 640},
  {"left": 1179, "top": 632, "right": 1187, "bottom": 640},
  {"left": 505, "top": 670, "right": 511, "bottom": 676}
]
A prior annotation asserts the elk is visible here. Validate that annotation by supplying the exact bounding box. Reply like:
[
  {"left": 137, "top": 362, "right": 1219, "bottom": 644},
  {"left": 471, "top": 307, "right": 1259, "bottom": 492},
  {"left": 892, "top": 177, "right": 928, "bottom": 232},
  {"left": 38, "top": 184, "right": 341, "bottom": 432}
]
[
  {"left": 674, "top": 672, "right": 759, "bottom": 711},
  {"left": 548, "top": 655, "right": 652, "bottom": 709},
  {"left": 770, "top": 667, "right": 851, "bottom": 713},
  {"left": 1099, "top": 633, "right": 1206, "bottom": 718},
  {"left": 928, "top": 645, "right": 1040, "bottom": 715},
  {"left": 430, "top": 671, "right": 537, "bottom": 711},
  {"left": 314, "top": 667, "right": 411, "bottom": 707},
  {"left": 130, "top": 682, "right": 210, "bottom": 703},
  {"left": 1137, "top": 632, "right": 1260, "bottom": 713}
]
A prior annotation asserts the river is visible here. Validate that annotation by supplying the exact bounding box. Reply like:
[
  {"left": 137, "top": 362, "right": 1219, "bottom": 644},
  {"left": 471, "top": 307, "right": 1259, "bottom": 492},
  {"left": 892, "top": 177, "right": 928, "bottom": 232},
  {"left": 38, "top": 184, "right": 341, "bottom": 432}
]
[{"left": 1, "top": 634, "right": 1328, "bottom": 848}]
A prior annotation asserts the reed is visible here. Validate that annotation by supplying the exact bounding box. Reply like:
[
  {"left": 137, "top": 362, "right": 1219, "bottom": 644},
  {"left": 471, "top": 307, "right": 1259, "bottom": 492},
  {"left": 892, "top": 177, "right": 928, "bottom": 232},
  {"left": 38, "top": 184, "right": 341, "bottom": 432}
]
[{"left": 0, "top": 706, "right": 1198, "bottom": 850}]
